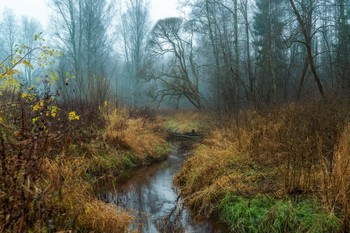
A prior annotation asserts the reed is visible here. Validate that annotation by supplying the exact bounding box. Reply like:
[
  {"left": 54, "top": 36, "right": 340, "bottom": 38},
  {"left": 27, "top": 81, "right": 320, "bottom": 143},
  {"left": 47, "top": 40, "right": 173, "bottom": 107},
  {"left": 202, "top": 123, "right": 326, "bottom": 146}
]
[
  {"left": 174, "top": 100, "right": 350, "bottom": 231},
  {"left": 102, "top": 107, "right": 170, "bottom": 160}
]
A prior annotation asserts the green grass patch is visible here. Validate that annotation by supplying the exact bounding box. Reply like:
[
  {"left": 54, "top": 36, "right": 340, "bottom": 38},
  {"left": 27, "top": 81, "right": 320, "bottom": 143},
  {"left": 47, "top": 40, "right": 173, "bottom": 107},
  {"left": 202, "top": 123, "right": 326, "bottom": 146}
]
[
  {"left": 87, "top": 151, "right": 123, "bottom": 176},
  {"left": 155, "top": 143, "right": 171, "bottom": 156},
  {"left": 219, "top": 193, "right": 340, "bottom": 233},
  {"left": 122, "top": 152, "right": 136, "bottom": 168}
]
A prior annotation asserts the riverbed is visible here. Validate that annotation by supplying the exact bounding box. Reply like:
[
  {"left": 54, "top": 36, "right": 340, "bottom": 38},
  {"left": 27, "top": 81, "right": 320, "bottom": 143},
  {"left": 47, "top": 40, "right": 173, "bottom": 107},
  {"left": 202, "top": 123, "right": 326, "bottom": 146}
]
[{"left": 96, "top": 144, "right": 223, "bottom": 233}]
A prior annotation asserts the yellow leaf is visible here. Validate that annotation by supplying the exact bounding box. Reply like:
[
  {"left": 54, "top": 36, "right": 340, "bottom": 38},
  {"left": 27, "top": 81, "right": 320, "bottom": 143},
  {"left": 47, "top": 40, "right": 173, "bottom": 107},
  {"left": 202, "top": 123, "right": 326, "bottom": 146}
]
[
  {"left": 22, "top": 60, "right": 34, "bottom": 69},
  {"left": 6, "top": 69, "right": 13, "bottom": 76},
  {"left": 33, "top": 100, "right": 44, "bottom": 111},
  {"left": 32, "top": 117, "right": 39, "bottom": 123},
  {"left": 68, "top": 111, "right": 80, "bottom": 121},
  {"left": 51, "top": 106, "right": 58, "bottom": 118}
]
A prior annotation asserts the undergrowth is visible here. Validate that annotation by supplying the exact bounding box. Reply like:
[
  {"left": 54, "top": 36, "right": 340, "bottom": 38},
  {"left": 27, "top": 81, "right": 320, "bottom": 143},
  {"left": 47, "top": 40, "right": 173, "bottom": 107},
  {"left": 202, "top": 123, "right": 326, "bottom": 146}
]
[
  {"left": 0, "top": 89, "right": 169, "bottom": 232},
  {"left": 0, "top": 38, "right": 171, "bottom": 232},
  {"left": 174, "top": 100, "right": 350, "bottom": 232}
]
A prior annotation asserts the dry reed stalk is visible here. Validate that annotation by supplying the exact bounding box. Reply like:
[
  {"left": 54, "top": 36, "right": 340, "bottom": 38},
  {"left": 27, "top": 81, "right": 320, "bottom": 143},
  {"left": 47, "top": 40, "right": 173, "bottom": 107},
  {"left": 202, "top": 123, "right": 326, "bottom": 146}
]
[
  {"left": 320, "top": 123, "right": 350, "bottom": 229},
  {"left": 43, "top": 157, "right": 132, "bottom": 232},
  {"left": 103, "top": 107, "right": 167, "bottom": 159},
  {"left": 175, "top": 101, "right": 350, "bottom": 219}
]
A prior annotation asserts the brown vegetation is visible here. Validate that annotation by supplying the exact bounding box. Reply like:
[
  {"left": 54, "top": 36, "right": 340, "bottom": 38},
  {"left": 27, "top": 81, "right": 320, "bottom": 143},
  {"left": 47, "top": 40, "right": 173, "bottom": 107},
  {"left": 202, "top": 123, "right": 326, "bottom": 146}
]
[
  {"left": 0, "top": 90, "right": 169, "bottom": 232},
  {"left": 102, "top": 106, "right": 169, "bottom": 161},
  {"left": 174, "top": 100, "right": 350, "bottom": 229},
  {"left": 163, "top": 110, "right": 209, "bottom": 134}
]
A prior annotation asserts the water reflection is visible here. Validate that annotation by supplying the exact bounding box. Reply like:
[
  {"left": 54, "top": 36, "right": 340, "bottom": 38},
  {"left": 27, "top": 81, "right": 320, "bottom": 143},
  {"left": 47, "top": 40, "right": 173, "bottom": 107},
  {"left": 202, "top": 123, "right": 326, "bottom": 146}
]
[{"left": 96, "top": 145, "right": 222, "bottom": 233}]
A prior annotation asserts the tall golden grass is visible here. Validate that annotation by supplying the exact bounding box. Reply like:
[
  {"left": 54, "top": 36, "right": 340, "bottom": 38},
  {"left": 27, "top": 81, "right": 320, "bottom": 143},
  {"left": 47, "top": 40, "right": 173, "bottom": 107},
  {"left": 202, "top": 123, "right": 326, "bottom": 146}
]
[
  {"left": 322, "top": 122, "right": 350, "bottom": 230},
  {"left": 102, "top": 107, "right": 168, "bottom": 160},
  {"left": 163, "top": 110, "right": 209, "bottom": 134},
  {"left": 0, "top": 92, "right": 169, "bottom": 232},
  {"left": 174, "top": 101, "right": 350, "bottom": 227},
  {"left": 43, "top": 157, "right": 132, "bottom": 232},
  {"left": 34, "top": 105, "right": 171, "bottom": 232}
]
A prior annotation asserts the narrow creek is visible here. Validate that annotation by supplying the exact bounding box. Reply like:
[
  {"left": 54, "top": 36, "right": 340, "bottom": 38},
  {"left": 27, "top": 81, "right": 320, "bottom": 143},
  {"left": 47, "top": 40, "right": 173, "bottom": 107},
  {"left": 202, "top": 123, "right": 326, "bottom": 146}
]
[{"left": 95, "top": 144, "right": 224, "bottom": 233}]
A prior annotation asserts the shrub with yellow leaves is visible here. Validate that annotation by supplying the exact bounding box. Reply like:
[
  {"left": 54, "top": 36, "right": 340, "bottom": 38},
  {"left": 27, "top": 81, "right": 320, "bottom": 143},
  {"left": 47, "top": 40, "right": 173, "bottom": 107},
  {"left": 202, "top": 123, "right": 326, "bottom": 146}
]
[
  {"left": 0, "top": 34, "right": 82, "bottom": 233},
  {"left": 68, "top": 111, "right": 80, "bottom": 121}
]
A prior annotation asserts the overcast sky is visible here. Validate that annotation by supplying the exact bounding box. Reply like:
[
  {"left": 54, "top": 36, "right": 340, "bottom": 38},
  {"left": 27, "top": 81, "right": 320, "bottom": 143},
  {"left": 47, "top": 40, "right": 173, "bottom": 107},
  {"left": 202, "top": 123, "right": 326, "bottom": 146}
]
[{"left": 0, "top": 0, "right": 180, "bottom": 29}]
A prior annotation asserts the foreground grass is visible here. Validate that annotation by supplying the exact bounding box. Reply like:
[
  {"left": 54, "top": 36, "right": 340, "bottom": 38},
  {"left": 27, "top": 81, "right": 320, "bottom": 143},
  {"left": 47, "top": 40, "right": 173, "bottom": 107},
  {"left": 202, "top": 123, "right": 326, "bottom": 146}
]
[
  {"left": 174, "top": 101, "right": 350, "bottom": 232},
  {"left": 220, "top": 194, "right": 339, "bottom": 233},
  {"left": 52, "top": 108, "right": 170, "bottom": 232},
  {"left": 0, "top": 102, "right": 170, "bottom": 232}
]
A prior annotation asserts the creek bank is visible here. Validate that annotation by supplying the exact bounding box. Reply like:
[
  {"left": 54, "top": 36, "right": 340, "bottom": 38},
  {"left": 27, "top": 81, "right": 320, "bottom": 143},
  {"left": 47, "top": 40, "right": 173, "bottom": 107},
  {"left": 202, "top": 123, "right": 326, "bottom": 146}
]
[
  {"left": 173, "top": 103, "right": 347, "bottom": 232},
  {"left": 95, "top": 142, "right": 226, "bottom": 233}
]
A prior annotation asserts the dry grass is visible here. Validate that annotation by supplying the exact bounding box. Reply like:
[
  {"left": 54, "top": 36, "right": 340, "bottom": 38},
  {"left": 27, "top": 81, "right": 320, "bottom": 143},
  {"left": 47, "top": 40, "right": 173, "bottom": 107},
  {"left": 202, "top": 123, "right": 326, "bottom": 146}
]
[
  {"left": 0, "top": 94, "right": 169, "bottom": 232},
  {"left": 33, "top": 106, "right": 171, "bottom": 232},
  {"left": 322, "top": 122, "right": 350, "bottom": 230},
  {"left": 28, "top": 105, "right": 171, "bottom": 232},
  {"left": 163, "top": 110, "right": 209, "bottom": 134},
  {"left": 174, "top": 101, "right": 350, "bottom": 227},
  {"left": 43, "top": 157, "right": 132, "bottom": 232},
  {"left": 103, "top": 108, "right": 169, "bottom": 160}
]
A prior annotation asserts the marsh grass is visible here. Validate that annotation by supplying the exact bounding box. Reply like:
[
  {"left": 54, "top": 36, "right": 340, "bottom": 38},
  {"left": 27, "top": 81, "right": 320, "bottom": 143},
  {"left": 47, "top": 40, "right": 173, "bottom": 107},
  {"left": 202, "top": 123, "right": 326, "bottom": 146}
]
[
  {"left": 103, "top": 107, "right": 170, "bottom": 160},
  {"left": 43, "top": 157, "right": 132, "bottom": 232},
  {"left": 174, "top": 100, "right": 350, "bottom": 231},
  {"left": 0, "top": 94, "right": 169, "bottom": 232},
  {"left": 163, "top": 110, "right": 209, "bottom": 134}
]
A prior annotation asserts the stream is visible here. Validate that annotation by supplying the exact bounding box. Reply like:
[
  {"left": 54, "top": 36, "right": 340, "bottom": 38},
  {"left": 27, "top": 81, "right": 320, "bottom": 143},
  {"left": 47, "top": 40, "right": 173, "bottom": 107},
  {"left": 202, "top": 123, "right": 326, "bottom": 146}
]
[{"left": 96, "top": 144, "right": 224, "bottom": 233}]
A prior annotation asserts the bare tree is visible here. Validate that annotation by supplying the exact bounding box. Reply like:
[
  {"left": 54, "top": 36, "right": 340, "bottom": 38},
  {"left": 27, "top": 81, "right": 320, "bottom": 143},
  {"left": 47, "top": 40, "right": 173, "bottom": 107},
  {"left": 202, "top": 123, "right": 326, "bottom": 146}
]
[
  {"left": 120, "top": 0, "right": 151, "bottom": 107},
  {"left": 50, "top": 0, "right": 114, "bottom": 105},
  {"left": 50, "top": 0, "right": 84, "bottom": 101},
  {"left": 148, "top": 17, "right": 203, "bottom": 109},
  {"left": 19, "top": 17, "right": 43, "bottom": 87},
  {"left": 0, "top": 9, "right": 19, "bottom": 63},
  {"left": 289, "top": 0, "right": 326, "bottom": 101},
  {"left": 82, "top": 0, "right": 114, "bottom": 105},
  {"left": 240, "top": 0, "right": 255, "bottom": 105}
]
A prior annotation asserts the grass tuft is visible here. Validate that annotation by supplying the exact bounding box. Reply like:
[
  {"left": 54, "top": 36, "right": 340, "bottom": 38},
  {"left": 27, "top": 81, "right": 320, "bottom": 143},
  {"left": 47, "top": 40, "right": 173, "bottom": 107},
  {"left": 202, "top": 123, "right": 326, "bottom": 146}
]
[
  {"left": 103, "top": 107, "right": 170, "bottom": 160},
  {"left": 43, "top": 157, "right": 132, "bottom": 232}
]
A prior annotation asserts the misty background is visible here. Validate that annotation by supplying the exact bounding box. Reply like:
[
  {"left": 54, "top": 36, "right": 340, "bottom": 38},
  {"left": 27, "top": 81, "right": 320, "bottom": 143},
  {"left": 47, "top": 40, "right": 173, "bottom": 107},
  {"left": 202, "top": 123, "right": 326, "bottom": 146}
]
[{"left": 0, "top": 0, "right": 349, "bottom": 114}]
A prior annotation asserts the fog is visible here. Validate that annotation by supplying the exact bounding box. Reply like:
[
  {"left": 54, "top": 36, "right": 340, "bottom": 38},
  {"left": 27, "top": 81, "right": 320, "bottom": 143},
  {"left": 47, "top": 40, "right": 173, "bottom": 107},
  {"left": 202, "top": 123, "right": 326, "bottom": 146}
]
[{"left": 1, "top": 0, "right": 349, "bottom": 112}]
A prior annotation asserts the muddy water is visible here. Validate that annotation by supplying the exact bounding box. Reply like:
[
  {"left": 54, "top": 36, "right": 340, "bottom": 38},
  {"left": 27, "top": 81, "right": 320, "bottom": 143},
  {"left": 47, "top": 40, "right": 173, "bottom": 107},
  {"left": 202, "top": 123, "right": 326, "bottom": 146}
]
[{"left": 96, "top": 144, "right": 224, "bottom": 233}]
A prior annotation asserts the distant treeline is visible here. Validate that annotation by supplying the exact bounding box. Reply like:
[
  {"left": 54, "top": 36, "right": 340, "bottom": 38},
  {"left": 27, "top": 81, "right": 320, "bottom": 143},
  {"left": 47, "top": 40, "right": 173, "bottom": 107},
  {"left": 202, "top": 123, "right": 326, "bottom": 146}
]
[{"left": 1, "top": 0, "right": 349, "bottom": 112}]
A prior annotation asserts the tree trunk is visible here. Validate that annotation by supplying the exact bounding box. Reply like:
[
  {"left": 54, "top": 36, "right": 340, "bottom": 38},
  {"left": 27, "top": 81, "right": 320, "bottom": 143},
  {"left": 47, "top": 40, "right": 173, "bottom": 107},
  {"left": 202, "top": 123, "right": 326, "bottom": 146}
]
[{"left": 289, "top": 0, "right": 326, "bottom": 101}]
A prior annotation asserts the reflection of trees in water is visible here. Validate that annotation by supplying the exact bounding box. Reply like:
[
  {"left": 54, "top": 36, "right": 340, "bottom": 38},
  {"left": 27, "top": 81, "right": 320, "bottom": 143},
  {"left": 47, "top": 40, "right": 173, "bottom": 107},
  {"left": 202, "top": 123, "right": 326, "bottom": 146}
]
[{"left": 95, "top": 146, "right": 218, "bottom": 232}]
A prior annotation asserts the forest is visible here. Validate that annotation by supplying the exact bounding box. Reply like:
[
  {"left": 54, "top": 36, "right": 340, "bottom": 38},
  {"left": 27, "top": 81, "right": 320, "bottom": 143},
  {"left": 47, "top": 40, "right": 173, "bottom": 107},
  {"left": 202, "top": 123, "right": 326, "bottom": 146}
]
[{"left": 0, "top": 0, "right": 350, "bottom": 232}]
